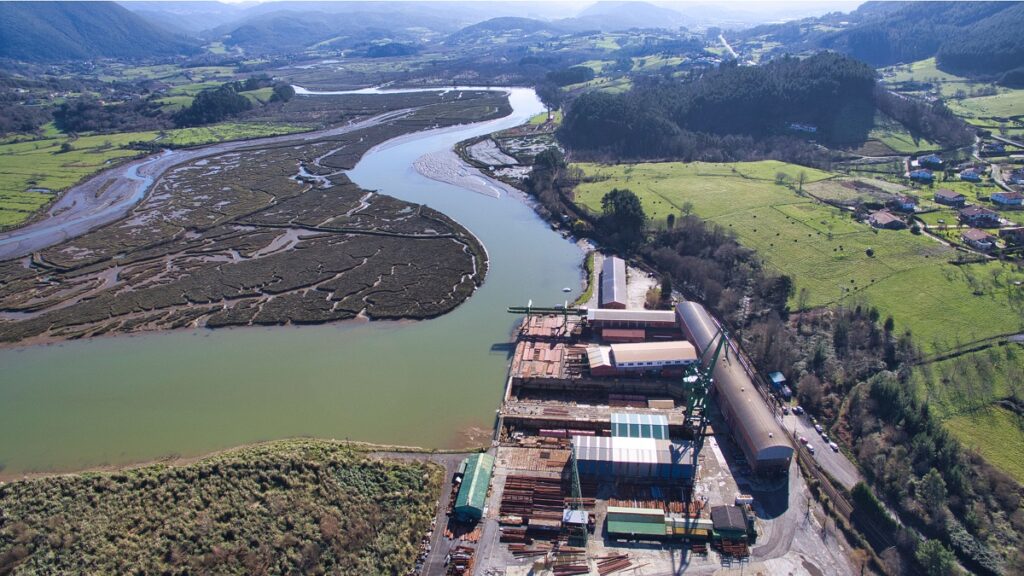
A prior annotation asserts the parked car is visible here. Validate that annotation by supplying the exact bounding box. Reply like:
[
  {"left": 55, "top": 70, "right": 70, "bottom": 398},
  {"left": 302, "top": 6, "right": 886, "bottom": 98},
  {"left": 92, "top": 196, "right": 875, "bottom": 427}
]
[
  {"left": 807, "top": 445, "right": 816, "bottom": 455},
  {"left": 782, "top": 405, "right": 790, "bottom": 415},
  {"left": 814, "top": 424, "right": 823, "bottom": 434},
  {"left": 821, "top": 433, "right": 830, "bottom": 443},
  {"left": 793, "top": 406, "right": 804, "bottom": 415},
  {"left": 829, "top": 442, "right": 840, "bottom": 453},
  {"left": 799, "top": 436, "right": 808, "bottom": 445}
]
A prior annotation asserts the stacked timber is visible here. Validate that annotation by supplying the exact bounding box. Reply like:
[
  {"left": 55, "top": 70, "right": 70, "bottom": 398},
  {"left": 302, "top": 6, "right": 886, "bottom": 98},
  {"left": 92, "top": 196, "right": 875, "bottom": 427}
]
[
  {"left": 552, "top": 547, "right": 588, "bottom": 576},
  {"left": 499, "top": 526, "right": 528, "bottom": 543},
  {"left": 446, "top": 546, "right": 475, "bottom": 575},
  {"left": 594, "top": 553, "right": 633, "bottom": 575},
  {"left": 500, "top": 475, "right": 565, "bottom": 526},
  {"left": 718, "top": 539, "right": 750, "bottom": 557}
]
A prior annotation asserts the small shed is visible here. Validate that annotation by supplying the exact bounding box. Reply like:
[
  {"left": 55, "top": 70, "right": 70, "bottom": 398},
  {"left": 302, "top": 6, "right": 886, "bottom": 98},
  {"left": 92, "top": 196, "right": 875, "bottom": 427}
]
[
  {"left": 710, "top": 505, "right": 749, "bottom": 540},
  {"left": 453, "top": 453, "right": 495, "bottom": 522}
]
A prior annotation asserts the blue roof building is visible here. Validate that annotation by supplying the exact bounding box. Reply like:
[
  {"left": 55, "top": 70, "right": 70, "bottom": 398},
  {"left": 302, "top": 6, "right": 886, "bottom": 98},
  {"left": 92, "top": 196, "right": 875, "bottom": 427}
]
[{"left": 910, "top": 169, "right": 934, "bottom": 183}]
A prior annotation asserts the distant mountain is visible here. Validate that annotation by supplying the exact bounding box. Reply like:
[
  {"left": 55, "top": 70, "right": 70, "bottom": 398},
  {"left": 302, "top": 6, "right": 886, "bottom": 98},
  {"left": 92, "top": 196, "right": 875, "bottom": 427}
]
[
  {"left": 212, "top": 9, "right": 456, "bottom": 54},
  {"left": 446, "top": 17, "right": 566, "bottom": 46},
  {"left": 565, "top": 1, "right": 689, "bottom": 31},
  {"left": 121, "top": 1, "right": 249, "bottom": 35},
  {"left": 0, "top": 1, "right": 199, "bottom": 62}
]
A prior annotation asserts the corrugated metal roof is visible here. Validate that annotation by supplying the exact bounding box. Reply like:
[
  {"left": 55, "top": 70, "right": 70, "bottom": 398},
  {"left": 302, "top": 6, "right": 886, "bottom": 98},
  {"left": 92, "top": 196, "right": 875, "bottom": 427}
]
[
  {"left": 607, "top": 506, "right": 666, "bottom": 518},
  {"left": 587, "top": 309, "right": 677, "bottom": 323},
  {"left": 607, "top": 519, "right": 668, "bottom": 536},
  {"left": 611, "top": 341, "right": 697, "bottom": 364},
  {"left": 574, "top": 436, "right": 692, "bottom": 466},
  {"left": 611, "top": 412, "right": 669, "bottom": 439},
  {"left": 454, "top": 453, "right": 494, "bottom": 517},
  {"left": 676, "top": 302, "right": 793, "bottom": 471},
  {"left": 600, "top": 256, "right": 627, "bottom": 307},
  {"left": 587, "top": 345, "right": 612, "bottom": 369}
]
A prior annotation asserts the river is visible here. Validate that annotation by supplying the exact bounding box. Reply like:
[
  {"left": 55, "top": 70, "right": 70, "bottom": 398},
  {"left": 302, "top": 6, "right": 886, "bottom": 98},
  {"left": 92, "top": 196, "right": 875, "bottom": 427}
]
[{"left": 0, "top": 88, "right": 583, "bottom": 476}]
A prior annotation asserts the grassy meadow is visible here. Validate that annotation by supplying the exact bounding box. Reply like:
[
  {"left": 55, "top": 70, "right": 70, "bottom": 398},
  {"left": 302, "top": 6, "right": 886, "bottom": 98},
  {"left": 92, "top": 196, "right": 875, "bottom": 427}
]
[
  {"left": 945, "top": 405, "right": 1024, "bottom": 484},
  {"left": 572, "top": 161, "right": 1024, "bottom": 352}
]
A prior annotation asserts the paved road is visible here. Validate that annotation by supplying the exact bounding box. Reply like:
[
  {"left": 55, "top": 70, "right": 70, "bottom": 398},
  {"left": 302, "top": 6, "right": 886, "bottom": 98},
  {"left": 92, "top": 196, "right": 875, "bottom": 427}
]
[
  {"left": 0, "top": 109, "right": 413, "bottom": 262},
  {"left": 782, "top": 413, "right": 862, "bottom": 490}
]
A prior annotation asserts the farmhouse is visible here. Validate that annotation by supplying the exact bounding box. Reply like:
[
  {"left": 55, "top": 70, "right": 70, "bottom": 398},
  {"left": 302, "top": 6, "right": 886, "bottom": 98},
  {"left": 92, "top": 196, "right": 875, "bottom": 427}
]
[
  {"left": 868, "top": 209, "right": 905, "bottom": 230},
  {"left": 918, "top": 154, "right": 943, "bottom": 169},
  {"left": 889, "top": 194, "right": 917, "bottom": 212},
  {"left": 961, "top": 228, "right": 996, "bottom": 251},
  {"left": 998, "top": 227, "right": 1024, "bottom": 245},
  {"left": 934, "top": 188, "right": 966, "bottom": 207},
  {"left": 981, "top": 143, "right": 1006, "bottom": 157},
  {"left": 959, "top": 206, "right": 1001, "bottom": 227},
  {"left": 909, "top": 169, "right": 934, "bottom": 183},
  {"left": 992, "top": 191, "right": 1024, "bottom": 206},
  {"left": 960, "top": 169, "right": 982, "bottom": 182}
]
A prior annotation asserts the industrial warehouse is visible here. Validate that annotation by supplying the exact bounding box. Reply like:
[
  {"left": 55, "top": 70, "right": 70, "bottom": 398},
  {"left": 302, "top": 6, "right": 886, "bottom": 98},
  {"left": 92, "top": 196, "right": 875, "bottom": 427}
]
[{"left": 439, "top": 256, "right": 804, "bottom": 575}]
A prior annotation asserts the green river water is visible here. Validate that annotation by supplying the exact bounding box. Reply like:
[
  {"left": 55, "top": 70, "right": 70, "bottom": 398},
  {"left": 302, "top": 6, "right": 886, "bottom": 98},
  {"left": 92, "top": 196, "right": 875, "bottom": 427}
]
[{"left": 0, "top": 88, "right": 584, "bottom": 476}]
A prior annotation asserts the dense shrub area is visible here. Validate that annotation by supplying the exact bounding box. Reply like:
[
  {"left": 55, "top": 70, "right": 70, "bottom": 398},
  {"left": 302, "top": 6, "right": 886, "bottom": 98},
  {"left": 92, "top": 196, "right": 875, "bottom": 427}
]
[{"left": 0, "top": 441, "right": 441, "bottom": 575}]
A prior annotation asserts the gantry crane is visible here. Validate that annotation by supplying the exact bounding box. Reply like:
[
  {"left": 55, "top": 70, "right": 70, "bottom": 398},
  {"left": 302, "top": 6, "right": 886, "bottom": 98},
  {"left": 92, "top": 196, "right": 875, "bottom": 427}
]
[
  {"left": 566, "top": 444, "right": 588, "bottom": 548},
  {"left": 680, "top": 327, "right": 729, "bottom": 470}
]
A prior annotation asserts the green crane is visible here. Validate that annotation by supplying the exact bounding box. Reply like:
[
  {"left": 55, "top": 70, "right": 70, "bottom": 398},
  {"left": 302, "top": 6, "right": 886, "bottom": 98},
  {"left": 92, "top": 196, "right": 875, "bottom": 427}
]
[
  {"left": 681, "top": 327, "right": 729, "bottom": 470},
  {"left": 566, "top": 443, "right": 588, "bottom": 548}
]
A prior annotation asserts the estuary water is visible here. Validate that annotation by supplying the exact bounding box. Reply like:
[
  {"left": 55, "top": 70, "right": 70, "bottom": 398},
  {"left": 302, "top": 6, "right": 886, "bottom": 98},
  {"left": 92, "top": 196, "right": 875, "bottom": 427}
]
[{"left": 0, "top": 88, "right": 583, "bottom": 476}]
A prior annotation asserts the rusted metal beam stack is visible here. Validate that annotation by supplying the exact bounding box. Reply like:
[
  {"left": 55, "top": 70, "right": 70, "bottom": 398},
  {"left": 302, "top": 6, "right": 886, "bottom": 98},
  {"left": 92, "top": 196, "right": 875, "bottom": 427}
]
[
  {"left": 499, "top": 474, "right": 565, "bottom": 524},
  {"left": 446, "top": 545, "right": 475, "bottom": 575},
  {"left": 595, "top": 553, "right": 633, "bottom": 575}
]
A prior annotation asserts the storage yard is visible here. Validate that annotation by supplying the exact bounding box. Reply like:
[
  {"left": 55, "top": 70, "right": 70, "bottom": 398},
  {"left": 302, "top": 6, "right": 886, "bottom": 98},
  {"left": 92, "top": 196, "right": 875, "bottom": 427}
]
[{"left": 428, "top": 256, "right": 859, "bottom": 575}]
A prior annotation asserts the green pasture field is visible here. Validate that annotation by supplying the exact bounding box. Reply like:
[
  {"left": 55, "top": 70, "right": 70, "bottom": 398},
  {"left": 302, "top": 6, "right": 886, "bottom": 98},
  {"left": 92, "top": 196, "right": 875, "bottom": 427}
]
[
  {"left": 913, "top": 345, "right": 1024, "bottom": 483},
  {"left": 154, "top": 95, "right": 194, "bottom": 112},
  {"left": 241, "top": 87, "right": 275, "bottom": 105},
  {"left": 529, "top": 110, "right": 563, "bottom": 125},
  {"left": 949, "top": 90, "right": 1024, "bottom": 120},
  {"left": 166, "top": 81, "right": 225, "bottom": 97},
  {"left": 161, "top": 122, "right": 310, "bottom": 147},
  {"left": 866, "top": 113, "right": 940, "bottom": 154},
  {"left": 886, "top": 58, "right": 966, "bottom": 84},
  {"left": 573, "top": 161, "right": 1024, "bottom": 352},
  {"left": 945, "top": 405, "right": 1024, "bottom": 484},
  {"left": 0, "top": 190, "right": 53, "bottom": 227}
]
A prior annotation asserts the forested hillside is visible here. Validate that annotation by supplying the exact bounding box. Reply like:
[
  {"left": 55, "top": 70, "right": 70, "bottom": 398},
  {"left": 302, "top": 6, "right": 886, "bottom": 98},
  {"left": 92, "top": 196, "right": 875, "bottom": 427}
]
[
  {"left": 0, "top": 1, "right": 198, "bottom": 62},
  {"left": 740, "top": 1, "right": 1024, "bottom": 78},
  {"left": 936, "top": 2, "right": 1024, "bottom": 77},
  {"left": 558, "top": 52, "right": 969, "bottom": 163}
]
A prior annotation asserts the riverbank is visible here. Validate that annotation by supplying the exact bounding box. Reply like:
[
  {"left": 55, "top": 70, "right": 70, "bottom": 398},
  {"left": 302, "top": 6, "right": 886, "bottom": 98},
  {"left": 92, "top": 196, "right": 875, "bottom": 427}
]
[
  {"left": 0, "top": 95, "right": 506, "bottom": 346},
  {"left": 0, "top": 87, "right": 585, "bottom": 477}
]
